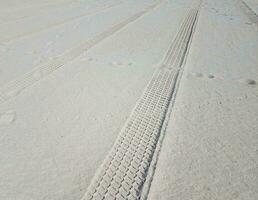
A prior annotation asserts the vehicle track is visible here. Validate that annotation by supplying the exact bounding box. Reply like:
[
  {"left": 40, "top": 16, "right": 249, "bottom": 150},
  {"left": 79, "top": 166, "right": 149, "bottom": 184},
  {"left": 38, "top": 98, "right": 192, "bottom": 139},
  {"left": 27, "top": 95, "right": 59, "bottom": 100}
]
[
  {"left": 82, "top": 2, "right": 202, "bottom": 200},
  {"left": 238, "top": 0, "right": 258, "bottom": 28},
  {"left": 0, "top": 2, "right": 163, "bottom": 104},
  {"left": 0, "top": 0, "right": 72, "bottom": 13},
  {"left": 0, "top": 1, "right": 124, "bottom": 43},
  {"left": 0, "top": 0, "right": 76, "bottom": 25}
]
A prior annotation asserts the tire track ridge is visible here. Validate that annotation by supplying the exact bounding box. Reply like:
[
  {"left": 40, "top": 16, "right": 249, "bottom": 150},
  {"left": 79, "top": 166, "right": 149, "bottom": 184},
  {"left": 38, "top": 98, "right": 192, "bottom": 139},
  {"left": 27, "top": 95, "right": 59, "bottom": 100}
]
[
  {"left": 82, "top": 2, "right": 201, "bottom": 199},
  {"left": 140, "top": 4, "right": 202, "bottom": 200},
  {"left": 0, "top": 1, "right": 163, "bottom": 104}
]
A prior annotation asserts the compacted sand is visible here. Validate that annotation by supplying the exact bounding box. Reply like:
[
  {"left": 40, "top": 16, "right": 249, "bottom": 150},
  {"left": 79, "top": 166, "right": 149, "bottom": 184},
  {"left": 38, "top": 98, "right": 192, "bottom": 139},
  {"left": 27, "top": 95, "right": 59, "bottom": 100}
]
[{"left": 0, "top": 0, "right": 257, "bottom": 200}]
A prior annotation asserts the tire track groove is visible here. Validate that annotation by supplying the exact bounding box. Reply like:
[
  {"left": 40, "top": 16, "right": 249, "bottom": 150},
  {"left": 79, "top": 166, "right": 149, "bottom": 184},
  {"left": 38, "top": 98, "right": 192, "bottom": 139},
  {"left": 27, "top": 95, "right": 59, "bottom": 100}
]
[
  {"left": 0, "top": 2, "right": 162, "bottom": 104},
  {"left": 82, "top": 2, "right": 201, "bottom": 199}
]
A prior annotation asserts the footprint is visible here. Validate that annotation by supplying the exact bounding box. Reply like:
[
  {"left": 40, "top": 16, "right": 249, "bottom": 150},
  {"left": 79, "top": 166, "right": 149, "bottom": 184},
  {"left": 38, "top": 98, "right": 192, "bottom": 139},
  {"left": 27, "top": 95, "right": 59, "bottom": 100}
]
[
  {"left": 0, "top": 111, "right": 16, "bottom": 126},
  {"left": 238, "top": 78, "right": 257, "bottom": 86},
  {"left": 208, "top": 74, "right": 215, "bottom": 79},
  {"left": 245, "top": 79, "right": 256, "bottom": 85},
  {"left": 191, "top": 72, "right": 215, "bottom": 79}
]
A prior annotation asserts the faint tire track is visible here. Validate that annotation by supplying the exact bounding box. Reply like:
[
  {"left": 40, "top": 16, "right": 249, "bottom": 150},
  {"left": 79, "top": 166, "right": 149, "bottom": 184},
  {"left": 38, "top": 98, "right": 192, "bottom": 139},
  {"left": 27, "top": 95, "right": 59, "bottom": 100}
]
[
  {"left": 0, "top": 1, "right": 163, "bottom": 104},
  {"left": 238, "top": 0, "right": 258, "bottom": 28},
  {"left": 0, "top": 1, "right": 124, "bottom": 43},
  {"left": 82, "top": 2, "right": 201, "bottom": 200},
  {"left": 0, "top": 0, "right": 72, "bottom": 13},
  {"left": 0, "top": 1, "right": 80, "bottom": 26}
]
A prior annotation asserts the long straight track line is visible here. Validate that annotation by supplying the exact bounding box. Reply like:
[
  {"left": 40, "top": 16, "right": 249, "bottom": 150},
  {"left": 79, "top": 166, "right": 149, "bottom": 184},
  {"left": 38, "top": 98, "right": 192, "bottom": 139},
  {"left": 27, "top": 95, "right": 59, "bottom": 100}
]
[
  {"left": 238, "top": 0, "right": 258, "bottom": 28},
  {"left": 82, "top": 2, "right": 201, "bottom": 200},
  {"left": 0, "top": 1, "right": 124, "bottom": 43},
  {"left": 1, "top": 0, "right": 72, "bottom": 13},
  {"left": 0, "top": 2, "right": 163, "bottom": 104},
  {"left": 0, "top": 0, "right": 76, "bottom": 25}
]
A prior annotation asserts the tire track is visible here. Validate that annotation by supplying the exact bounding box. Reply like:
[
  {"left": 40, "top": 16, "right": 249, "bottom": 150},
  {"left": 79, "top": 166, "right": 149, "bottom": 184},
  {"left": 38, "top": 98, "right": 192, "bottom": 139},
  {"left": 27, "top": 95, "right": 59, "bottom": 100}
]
[
  {"left": 140, "top": 5, "right": 202, "bottom": 200},
  {"left": 0, "top": 1, "right": 124, "bottom": 43},
  {"left": 0, "top": 2, "right": 163, "bottom": 104},
  {"left": 82, "top": 2, "right": 201, "bottom": 200},
  {"left": 0, "top": 1, "right": 81, "bottom": 26},
  {"left": 238, "top": 0, "right": 258, "bottom": 28},
  {"left": 0, "top": 0, "right": 71, "bottom": 13}
]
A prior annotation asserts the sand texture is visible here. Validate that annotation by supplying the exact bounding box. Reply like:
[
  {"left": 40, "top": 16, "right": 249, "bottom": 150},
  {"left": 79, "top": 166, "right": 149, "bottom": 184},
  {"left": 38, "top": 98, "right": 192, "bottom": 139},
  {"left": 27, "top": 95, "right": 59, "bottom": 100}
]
[{"left": 0, "top": 0, "right": 257, "bottom": 199}]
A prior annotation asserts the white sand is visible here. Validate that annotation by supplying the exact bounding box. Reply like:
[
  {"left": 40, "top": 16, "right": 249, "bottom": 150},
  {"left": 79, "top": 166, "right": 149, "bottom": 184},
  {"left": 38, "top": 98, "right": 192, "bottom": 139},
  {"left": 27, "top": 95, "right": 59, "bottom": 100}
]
[
  {"left": 243, "top": 0, "right": 258, "bottom": 14},
  {"left": 0, "top": 0, "right": 257, "bottom": 199},
  {"left": 148, "top": 0, "right": 258, "bottom": 199}
]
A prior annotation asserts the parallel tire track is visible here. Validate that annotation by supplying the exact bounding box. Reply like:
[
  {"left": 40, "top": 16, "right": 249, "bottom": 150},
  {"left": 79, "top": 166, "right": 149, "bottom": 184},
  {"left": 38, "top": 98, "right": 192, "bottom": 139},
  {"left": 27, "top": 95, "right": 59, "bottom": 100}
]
[
  {"left": 0, "top": 1, "right": 124, "bottom": 43},
  {"left": 82, "top": 2, "right": 201, "bottom": 200},
  {"left": 0, "top": 2, "right": 163, "bottom": 104}
]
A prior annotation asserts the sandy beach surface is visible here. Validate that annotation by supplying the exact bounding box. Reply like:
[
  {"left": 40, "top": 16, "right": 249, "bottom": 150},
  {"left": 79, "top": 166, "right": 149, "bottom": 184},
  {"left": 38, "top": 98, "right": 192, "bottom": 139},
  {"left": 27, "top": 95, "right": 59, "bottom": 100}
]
[{"left": 0, "top": 0, "right": 257, "bottom": 199}]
